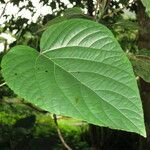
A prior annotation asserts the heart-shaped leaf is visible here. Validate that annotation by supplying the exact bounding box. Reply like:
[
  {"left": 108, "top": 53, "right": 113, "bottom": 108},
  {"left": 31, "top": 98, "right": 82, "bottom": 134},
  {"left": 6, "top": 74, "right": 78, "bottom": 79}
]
[{"left": 1, "top": 19, "right": 146, "bottom": 137}]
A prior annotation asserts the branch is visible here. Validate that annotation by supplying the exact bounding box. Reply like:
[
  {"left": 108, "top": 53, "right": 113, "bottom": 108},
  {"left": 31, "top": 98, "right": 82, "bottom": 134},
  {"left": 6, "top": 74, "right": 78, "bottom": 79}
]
[
  {"left": 103, "top": 0, "right": 137, "bottom": 18},
  {"left": 4, "top": 39, "right": 7, "bottom": 53},
  {"left": 53, "top": 114, "right": 72, "bottom": 150},
  {"left": 0, "top": 1, "right": 10, "bottom": 18},
  {"left": 0, "top": 82, "right": 6, "bottom": 87},
  {"left": 1, "top": 99, "right": 48, "bottom": 113}
]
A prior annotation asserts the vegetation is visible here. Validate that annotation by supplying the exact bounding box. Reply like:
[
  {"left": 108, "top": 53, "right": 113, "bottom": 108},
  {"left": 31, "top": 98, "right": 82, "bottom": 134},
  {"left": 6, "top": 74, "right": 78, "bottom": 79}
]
[
  {"left": 0, "top": 0, "right": 150, "bottom": 149},
  {"left": 0, "top": 101, "right": 90, "bottom": 150}
]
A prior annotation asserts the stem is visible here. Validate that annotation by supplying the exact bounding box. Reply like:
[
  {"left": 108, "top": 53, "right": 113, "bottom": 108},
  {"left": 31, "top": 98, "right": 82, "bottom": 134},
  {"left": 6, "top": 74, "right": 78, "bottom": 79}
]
[
  {"left": 99, "top": 0, "right": 107, "bottom": 19},
  {"left": 0, "top": 82, "right": 6, "bottom": 87},
  {"left": 53, "top": 114, "right": 72, "bottom": 150},
  {"left": 95, "top": 0, "right": 108, "bottom": 21},
  {"left": 94, "top": 0, "right": 100, "bottom": 20},
  {"left": 4, "top": 39, "right": 7, "bottom": 53}
]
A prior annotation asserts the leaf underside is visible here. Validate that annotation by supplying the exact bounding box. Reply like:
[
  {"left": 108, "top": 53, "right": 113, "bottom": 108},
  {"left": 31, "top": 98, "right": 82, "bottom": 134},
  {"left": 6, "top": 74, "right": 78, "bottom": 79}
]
[{"left": 1, "top": 19, "right": 146, "bottom": 137}]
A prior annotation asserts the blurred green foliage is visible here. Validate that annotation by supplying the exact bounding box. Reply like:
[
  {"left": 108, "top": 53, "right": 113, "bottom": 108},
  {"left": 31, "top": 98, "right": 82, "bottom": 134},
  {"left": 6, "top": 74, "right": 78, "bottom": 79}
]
[{"left": 0, "top": 102, "right": 90, "bottom": 150}]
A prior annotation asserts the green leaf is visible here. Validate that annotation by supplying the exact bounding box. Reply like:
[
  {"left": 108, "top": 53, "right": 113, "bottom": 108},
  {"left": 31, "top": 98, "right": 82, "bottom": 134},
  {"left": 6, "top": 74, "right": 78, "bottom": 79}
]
[
  {"left": 141, "top": 0, "right": 150, "bottom": 17},
  {"left": 138, "top": 49, "right": 150, "bottom": 56},
  {"left": 1, "top": 19, "right": 146, "bottom": 137},
  {"left": 63, "top": 7, "right": 83, "bottom": 16},
  {"left": 129, "top": 54, "right": 150, "bottom": 83},
  {"left": 114, "top": 19, "right": 139, "bottom": 30},
  {"left": 38, "top": 7, "right": 93, "bottom": 33}
]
